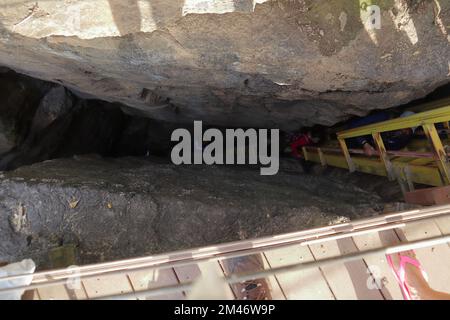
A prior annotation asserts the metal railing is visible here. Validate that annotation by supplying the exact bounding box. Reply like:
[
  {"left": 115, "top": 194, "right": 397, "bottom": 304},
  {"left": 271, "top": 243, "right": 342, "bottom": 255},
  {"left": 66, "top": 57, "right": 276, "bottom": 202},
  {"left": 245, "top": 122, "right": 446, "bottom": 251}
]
[
  {"left": 314, "top": 105, "right": 450, "bottom": 187},
  {"left": 1, "top": 204, "right": 450, "bottom": 299}
]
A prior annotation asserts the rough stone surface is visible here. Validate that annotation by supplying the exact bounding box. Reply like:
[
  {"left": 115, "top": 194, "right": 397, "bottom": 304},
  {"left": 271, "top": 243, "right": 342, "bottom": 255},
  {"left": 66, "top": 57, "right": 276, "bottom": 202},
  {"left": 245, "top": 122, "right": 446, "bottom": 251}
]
[
  {"left": 0, "top": 68, "right": 183, "bottom": 170},
  {"left": 0, "top": 0, "right": 449, "bottom": 130},
  {"left": 0, "top": 156, "right": 384, "bottom": 266},
  {"left": 28, "top": 86, "right": 74, "bottom": 134},
  {"left": 0, "top": 68, "right": 52, "bottom": 155}
]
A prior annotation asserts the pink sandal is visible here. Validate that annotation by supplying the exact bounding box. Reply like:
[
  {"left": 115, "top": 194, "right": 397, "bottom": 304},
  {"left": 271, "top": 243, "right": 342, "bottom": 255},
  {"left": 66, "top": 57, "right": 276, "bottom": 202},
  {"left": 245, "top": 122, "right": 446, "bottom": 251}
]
[{"left": 386, "top": 252, "right": 429, "bottom": 300}]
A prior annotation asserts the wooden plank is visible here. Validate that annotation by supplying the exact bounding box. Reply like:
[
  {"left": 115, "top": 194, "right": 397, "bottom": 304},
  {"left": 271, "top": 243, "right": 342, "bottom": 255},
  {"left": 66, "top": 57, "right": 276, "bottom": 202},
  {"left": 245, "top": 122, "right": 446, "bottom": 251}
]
[
  {"left": 174, "top": 264, "right": 202, "bottom": 283},
  {"left": 351, "top": 230, "right": 404, "bottom": 300},
  {"left": 408, "top": 158, "right": 436, "bottom": 166},
  {"left": 434, "top": 215, "right": 450, "bottom": 250},
  {"left": 219, "top": 254, "right": 281, "bottom": 300},
  {"left": 434, "top": 214, "right": 450, "bottom": 235},
  {"left": 395, "top": 220, "right": 450, "bottom": 293},
  {"left": 308, "top": 238, "right": 384, "bottom": 300},
  {"left": 264, "top": 245, "right": 334, "bottom": 300},
  {"left": 128, "top": 267, "right": 184, "bottom": 300},
  {"left": 174, "top": 262, "right": 235, "bottom": 299},
  {"left": 83, "top": 274, "right": 135, "bottom": 299},
  {"left": 306, "top": 150, "right": 444, "bottom": 187},
  {"left": 258, "top": 254, "right": 286, "bottom": 300},
  {"left": 405, "top": 186, "right": 450, "bottom": 205},
  {"left": 394, "top": 157, "right": 419, "bottom": 164},
  {"left": 198, "top": 261, "right": 235, "bottom": 300},
  {"left": 37, "top": 282, "right": 88, "bottom": 300}
]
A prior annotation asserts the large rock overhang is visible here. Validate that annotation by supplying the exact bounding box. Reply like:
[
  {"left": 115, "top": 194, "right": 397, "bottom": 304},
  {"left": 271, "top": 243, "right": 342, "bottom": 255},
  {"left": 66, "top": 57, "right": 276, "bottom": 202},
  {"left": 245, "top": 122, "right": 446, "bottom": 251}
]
[{"left": 0, "top": 0, "right": 449, "bottom": 130}]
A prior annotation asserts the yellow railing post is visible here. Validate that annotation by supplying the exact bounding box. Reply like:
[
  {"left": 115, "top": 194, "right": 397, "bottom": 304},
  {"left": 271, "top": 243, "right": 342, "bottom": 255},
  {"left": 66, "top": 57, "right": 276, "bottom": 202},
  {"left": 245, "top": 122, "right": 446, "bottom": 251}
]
[
  {"left": 302, "top": 147, "right": 309, "bottom": 161},
  {"left": 338, "top": 138, "right": 355, "bottom": 172},
  {"left": 422, "top": 123, "right": 450, "bottom": 185},
  {"left": 372, "top": 132, "right": 395, "bottom": 181},
  {"left": 318, "top": 148, "right": 327, "bottom": 167}
]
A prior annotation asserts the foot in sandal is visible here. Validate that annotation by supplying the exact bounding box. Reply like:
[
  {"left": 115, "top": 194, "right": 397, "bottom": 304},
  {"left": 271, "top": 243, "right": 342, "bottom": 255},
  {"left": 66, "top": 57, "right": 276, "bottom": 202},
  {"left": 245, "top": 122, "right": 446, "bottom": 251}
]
[{"left": 386, "top": 250, "right": 450, "bottom": 300}]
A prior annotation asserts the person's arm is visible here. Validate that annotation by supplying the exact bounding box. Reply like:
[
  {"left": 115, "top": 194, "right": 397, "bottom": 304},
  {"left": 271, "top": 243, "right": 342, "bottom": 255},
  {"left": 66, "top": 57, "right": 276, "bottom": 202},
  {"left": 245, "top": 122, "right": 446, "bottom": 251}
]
[
  {"left": 348, "top": 112, "right": 389, "bottom": 155},
  {"left": 362, "top": 141, "right": 376, "bottom": 156},
  {"left": 355, "top": 136, "right": 370, "bottom": 148}
]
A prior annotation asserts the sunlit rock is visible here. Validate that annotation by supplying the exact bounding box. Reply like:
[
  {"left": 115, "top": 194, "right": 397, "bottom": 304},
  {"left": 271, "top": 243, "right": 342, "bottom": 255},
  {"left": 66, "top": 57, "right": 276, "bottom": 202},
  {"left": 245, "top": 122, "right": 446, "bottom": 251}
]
[{"left": 0, "top": 0, "right": 449, "bottom": 130}]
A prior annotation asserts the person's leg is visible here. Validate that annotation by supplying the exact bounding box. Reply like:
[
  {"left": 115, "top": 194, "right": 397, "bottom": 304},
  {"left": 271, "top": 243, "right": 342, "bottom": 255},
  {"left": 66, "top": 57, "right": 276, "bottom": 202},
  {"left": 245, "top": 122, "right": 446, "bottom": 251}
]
[{"left": 389, "top": 250, "right": 450, "bottom": 300}]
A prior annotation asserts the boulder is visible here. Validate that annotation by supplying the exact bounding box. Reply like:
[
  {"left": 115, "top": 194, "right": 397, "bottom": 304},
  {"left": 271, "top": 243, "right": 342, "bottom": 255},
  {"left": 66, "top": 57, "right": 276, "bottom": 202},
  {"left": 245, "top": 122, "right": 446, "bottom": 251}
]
[
  {"left": 0, "top": 156, "right": 383, "bottom": 266},
  {"left": 0, "top": 0, "right": 448, "bottom": 130}
]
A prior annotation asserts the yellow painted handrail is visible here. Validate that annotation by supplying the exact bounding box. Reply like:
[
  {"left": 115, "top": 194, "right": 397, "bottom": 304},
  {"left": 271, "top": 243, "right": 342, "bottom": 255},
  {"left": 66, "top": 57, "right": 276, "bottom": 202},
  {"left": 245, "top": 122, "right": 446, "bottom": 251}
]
[
  {"left": 328, "top": 104, "right": 450, "bottom": 186},
  {"left": 338, "top": 105, "right": 450, "bottom": 139}
]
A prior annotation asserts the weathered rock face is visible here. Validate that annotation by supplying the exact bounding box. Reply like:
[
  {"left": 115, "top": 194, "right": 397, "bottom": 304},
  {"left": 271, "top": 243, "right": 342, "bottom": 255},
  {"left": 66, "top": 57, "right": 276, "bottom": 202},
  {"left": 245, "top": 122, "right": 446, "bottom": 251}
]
[
  {"left": 0, "top": 68, "right": 53, "bottom": 155},
  {"left": 0, "top": 68, "right": 184, "bottom": 170},
  {"left": 0, "top": 156, "right": 384, "bottom": 266},
  {"left": 0, "top": 0, "right": 449, "bottom": 130}
]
